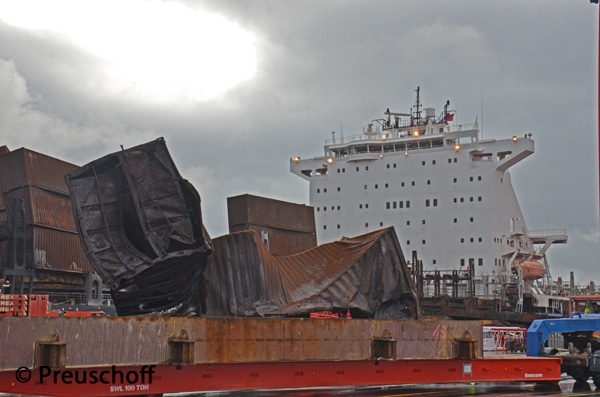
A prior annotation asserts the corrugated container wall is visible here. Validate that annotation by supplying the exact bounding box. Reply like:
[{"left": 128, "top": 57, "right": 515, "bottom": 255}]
[
  {"left": 227, "top": 194, "right": 316, "bottom": 256},
  {"left": 0, "top": 147, "right": 93, "bottom": 273}
]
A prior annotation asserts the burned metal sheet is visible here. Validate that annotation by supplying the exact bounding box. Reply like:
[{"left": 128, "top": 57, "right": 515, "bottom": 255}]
[
  {"left": 65, "top": 138, "right": 213, "bottom": 316},
  {"left": 205, "top": 227, "right": 421, "bottom": 319}
]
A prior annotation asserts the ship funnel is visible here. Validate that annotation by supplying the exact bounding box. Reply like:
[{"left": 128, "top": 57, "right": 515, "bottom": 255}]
[{"left": 424, "top": 107, "right": 435, "bottom": 123}]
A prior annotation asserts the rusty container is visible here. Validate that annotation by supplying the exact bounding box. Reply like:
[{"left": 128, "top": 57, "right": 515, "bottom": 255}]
[
  {"left": 0, "top": 147, "right": 93, "bottom": 274},
  {"left": 227, "top": 194, "right": 317, "bottom": 255}
]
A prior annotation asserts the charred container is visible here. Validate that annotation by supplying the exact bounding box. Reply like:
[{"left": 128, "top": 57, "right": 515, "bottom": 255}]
[
  {"left": 0, "top": 145, "right": 94, "bottom": 297},
  {"left": 65, "top": 138, "right": 213, "bottom": 316}
]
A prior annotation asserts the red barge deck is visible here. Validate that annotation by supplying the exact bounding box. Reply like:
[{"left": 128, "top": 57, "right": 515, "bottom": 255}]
[{"left": 0, "top": 316, "right": 561, "bottom": 396}]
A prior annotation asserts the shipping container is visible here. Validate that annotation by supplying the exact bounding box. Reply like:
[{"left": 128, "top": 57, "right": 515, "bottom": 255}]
[{"left": 227, "top": 194, "right": 316, "bottom": 255}]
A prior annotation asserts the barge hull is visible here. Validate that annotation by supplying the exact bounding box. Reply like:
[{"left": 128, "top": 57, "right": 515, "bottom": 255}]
[
  {"left": 0, "top": 316, "right": 561, "bottom": 396},
  {"left": 0, "top": 358, "right": 562, "bottom": 396}
]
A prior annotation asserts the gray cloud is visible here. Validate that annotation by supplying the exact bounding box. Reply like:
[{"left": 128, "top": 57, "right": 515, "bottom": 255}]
[{"left": 0, "top": 0, "right": 597, "bottom": 284}]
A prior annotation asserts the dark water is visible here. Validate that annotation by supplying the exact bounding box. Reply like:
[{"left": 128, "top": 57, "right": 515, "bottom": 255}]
[{"left": 169, "top": 380, "right": 600, "bottom": 397}]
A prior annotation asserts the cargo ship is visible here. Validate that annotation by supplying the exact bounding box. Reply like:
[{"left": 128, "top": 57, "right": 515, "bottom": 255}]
[
  {"left": 0, "top": 107, "right": 574, "bottom": 395},
  {"left": 290, "top": 87, "right": 577, "bottom": 321}
]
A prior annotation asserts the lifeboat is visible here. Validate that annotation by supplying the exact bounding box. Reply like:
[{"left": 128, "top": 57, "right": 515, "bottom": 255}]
[{"left": 513, "top": 261, "right": 546, "bottom": 280}]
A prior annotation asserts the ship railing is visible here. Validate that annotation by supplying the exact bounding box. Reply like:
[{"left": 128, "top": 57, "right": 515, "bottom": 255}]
[
  {"left": 500, "top": 245, "right": 542, "bottom": 257},
  {"left": 418, "top": 269, "right": 569, "bottom": 302},
  {"left": 47, "top": 292, "right": 112, "bottom": 306},
  {"left": 325, "top": 122, "right": 478, "bottom": 146},
  {"left": 527, "top": 229, "right": 568, "bottom": 239}
]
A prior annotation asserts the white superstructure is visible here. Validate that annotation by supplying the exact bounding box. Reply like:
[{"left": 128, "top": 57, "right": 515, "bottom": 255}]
[{"left": 290, "top": 88, "right": 567, "bottom": 299}]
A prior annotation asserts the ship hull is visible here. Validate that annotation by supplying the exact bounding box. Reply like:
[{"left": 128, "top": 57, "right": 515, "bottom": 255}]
[
  {"left": 0, "top": 358, "right": 562, "bottom": 396},
  {"left": 0, "top": 316, "right": 562, "bottom": 396}
]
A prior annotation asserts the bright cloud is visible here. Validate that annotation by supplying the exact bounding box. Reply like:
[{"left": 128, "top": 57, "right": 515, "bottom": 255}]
[{"left": 0, "top": 0, "right": 257, "bottom": 104}]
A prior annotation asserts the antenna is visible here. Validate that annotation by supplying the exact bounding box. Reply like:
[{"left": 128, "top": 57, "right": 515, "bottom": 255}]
[
  {"left": 481, "top": 87, "right": 484, "bottom": 139},
  {"left": 412, "top": 86, "right": 422, "bottom": 126}
]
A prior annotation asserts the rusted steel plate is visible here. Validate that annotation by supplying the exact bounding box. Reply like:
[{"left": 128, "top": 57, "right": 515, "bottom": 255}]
[
  {"left": 30, "top": 227, "right": 94, "bottom": 273},
  {"left": 0, "top": 147, "right": 77, "bottom": 196},
  {"left": 0, "top": 317, "right": 482, "bottom": 369}
]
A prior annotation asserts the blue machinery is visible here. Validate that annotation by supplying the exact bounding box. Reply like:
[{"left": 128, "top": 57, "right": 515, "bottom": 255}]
[{"left": 527, "top": 314, "right": 600, "bottom": 357}]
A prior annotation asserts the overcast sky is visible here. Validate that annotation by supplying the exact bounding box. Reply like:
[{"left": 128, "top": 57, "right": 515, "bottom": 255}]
[{"left": 0, "top": 0, "right": 598, "bottom": 284}]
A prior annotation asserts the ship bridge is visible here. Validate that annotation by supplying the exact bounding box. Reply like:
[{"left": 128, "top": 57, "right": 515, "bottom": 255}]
[
  {"left": 323, "top": 123, "right": 479, "bottom": 159},
  {"left": 528, "top": 229, "right": 568, "bottom": 245},
  {"left": 528, "top": 229, "right": 568, "bottom": 256},
  {"left": 289, "top": 122, "right": 479, "bottom": 181},
  {"left": 501, "top": 229, "right": 567, "bottom": 259}
]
